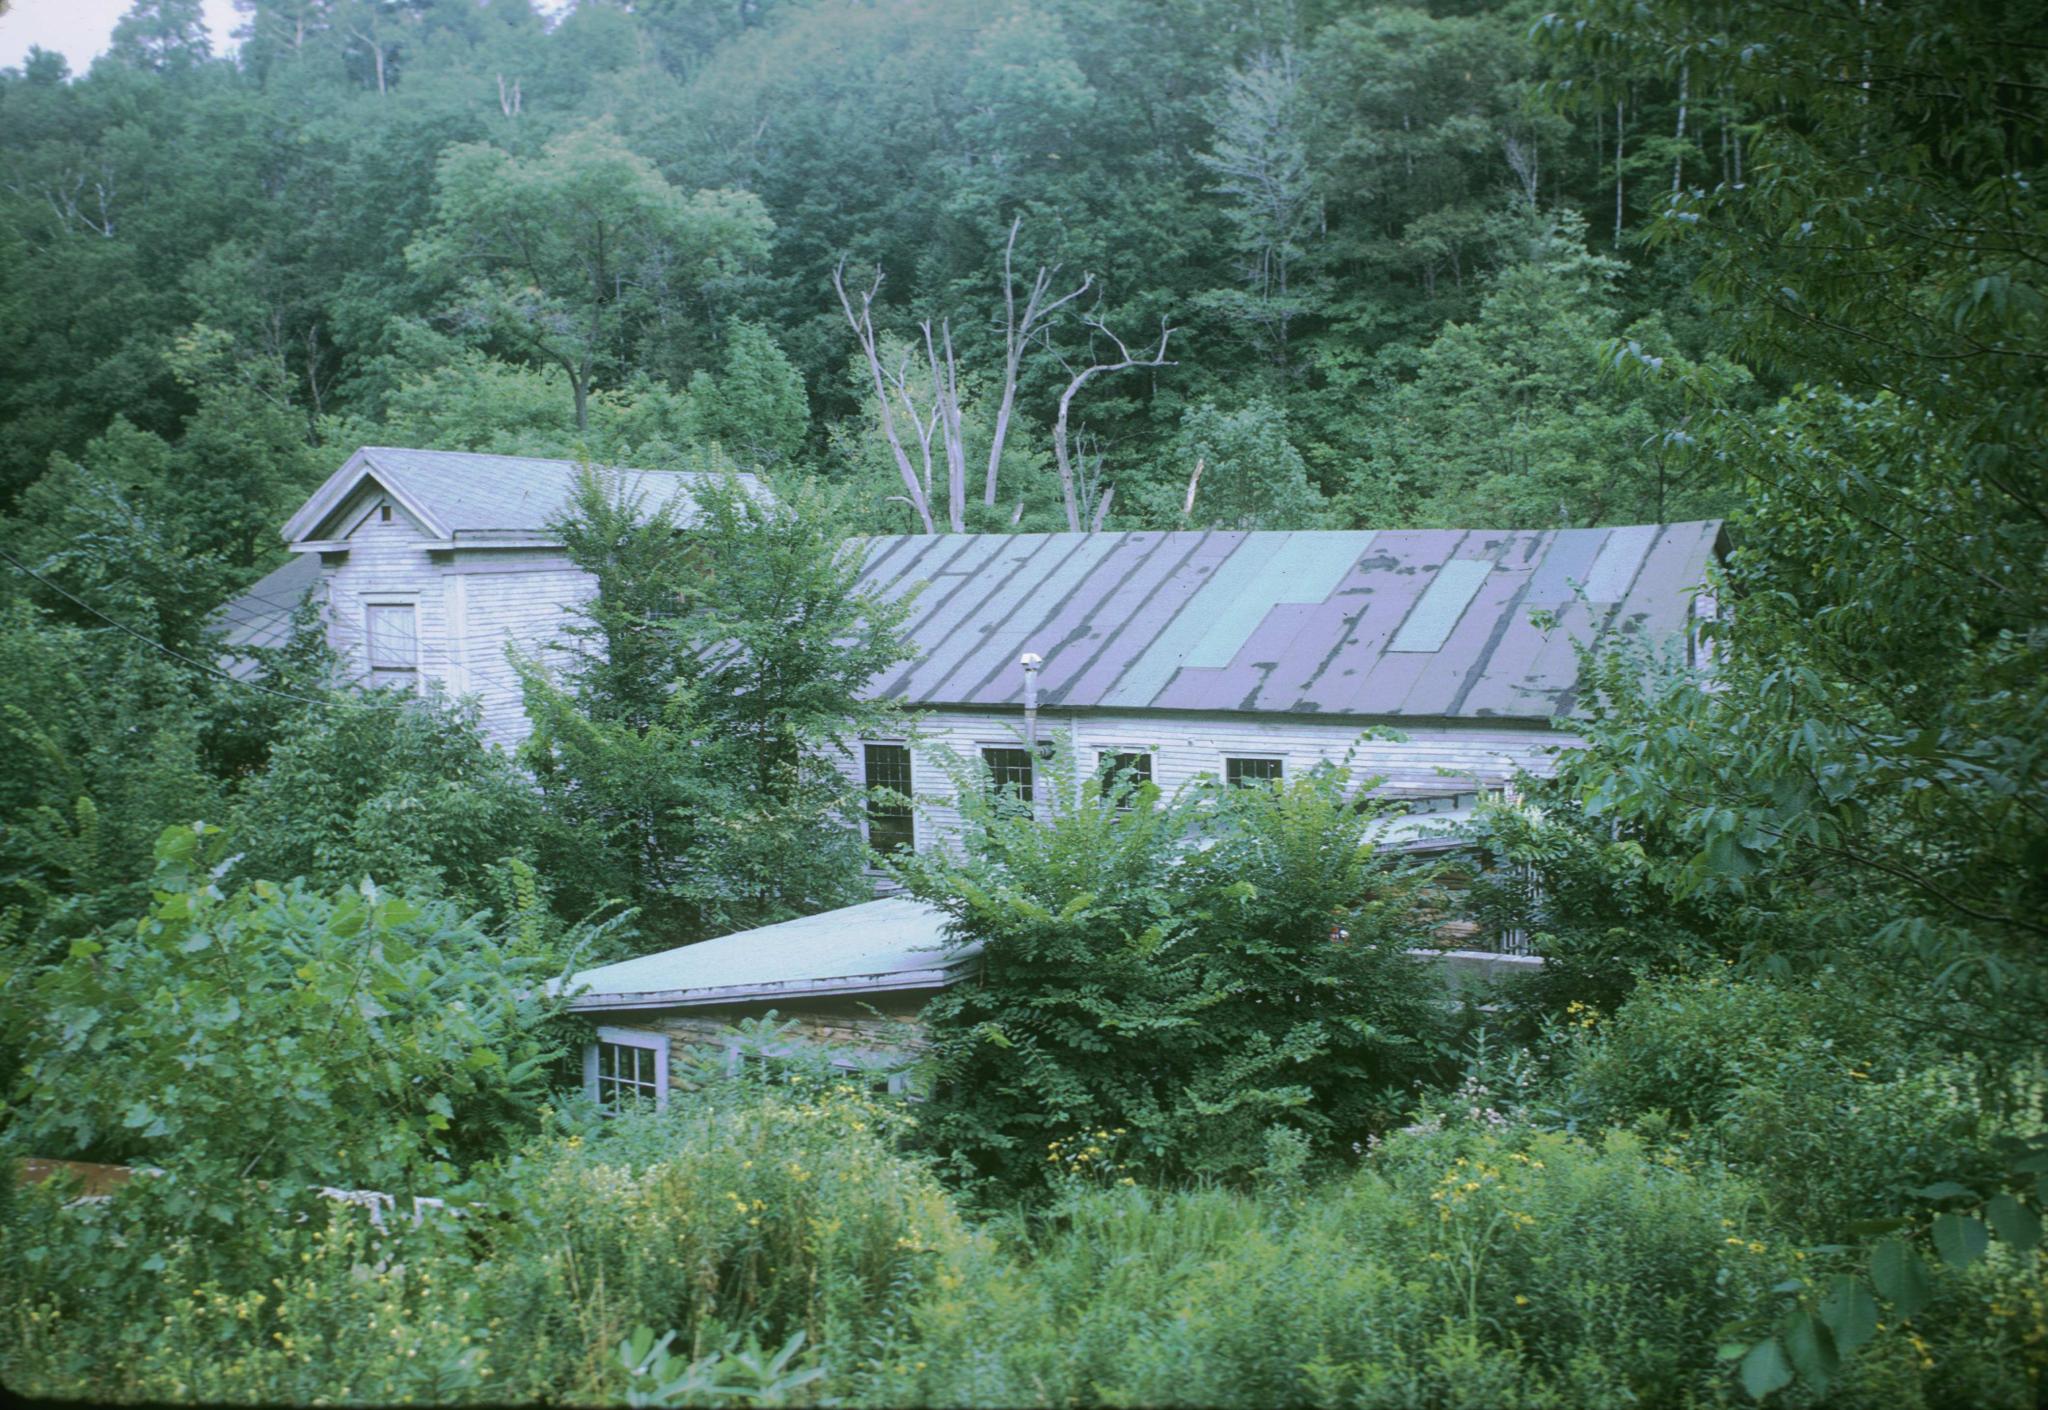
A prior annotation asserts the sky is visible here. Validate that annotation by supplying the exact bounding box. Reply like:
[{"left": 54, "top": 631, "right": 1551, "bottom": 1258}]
[{"left": 0, "top": 0, "right": 246, "bottom": 72}]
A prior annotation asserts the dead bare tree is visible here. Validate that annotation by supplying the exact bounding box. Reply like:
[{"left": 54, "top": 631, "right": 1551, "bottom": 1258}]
[
  {"left": 922, "top": 319, "right": 968, "bottom": 531},
  {"left": 1053, "top": 315, "right": 1177, "bottom": 531},
  {"left": 886, "top": 347, "right": 940, "bottom": 506},
  {"left": 834, "top": 258, "right": 936, "bottom": 533},
  {"left": 985, "top": 217, "right": 1092, "bottom": 506}
]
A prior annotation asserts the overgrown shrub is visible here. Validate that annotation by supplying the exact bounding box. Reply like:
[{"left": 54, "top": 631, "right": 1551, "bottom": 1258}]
[
  {"left": 895, "top": 742, "right": 1449, "bottom": 1192},
  {"left": 0, "top": 1072, "right": 974, "bottom": 1405},
  {"left": 228, "top": 686, "right": 552, "bottom": 914},
  {"left": 865, "top": 1124, "right": 1785, "bottom": 1407},
  {"left": 2, "top": 823, "right": 575, "bottom": 1207}
]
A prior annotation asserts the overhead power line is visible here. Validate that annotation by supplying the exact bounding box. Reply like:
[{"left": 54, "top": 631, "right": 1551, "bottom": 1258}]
[{"left": 0, "top": 546, "right": 341, "bottom": 710}]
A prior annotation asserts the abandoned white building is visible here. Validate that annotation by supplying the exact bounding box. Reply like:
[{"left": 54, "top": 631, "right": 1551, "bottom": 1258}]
[{"left": 223, "top": 446, "right": 1726, "bottom": 1105}]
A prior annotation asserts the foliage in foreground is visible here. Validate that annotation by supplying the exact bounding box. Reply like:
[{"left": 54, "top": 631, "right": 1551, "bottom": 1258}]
[
  {"left": 892, "top": 745, "right": 1451, "bottom": 1191},
  {"left": 4, "top": 1039, "right": 2041, "bottom": 1408},
  {"left": 1, "top": 823, "right": 576, "bottom": 1209},
  {"left": 519, "top": 468, "right": 913, "bottom": 941}
]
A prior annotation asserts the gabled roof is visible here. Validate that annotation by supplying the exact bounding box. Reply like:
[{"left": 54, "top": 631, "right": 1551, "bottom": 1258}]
[
  {"left": 565, "top": 898, "right": 972, "bottom": 1011},
  {"left": 855, "top": 523, "right": 1723, "bottom": 721},
  {"left": 281, "top": 447, "right": 768, "bottom": 546}
]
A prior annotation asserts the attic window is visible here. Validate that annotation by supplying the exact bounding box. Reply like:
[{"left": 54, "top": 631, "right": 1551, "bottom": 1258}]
[{"left": 379, "top": 503, "right": 393, "bottom": 523}]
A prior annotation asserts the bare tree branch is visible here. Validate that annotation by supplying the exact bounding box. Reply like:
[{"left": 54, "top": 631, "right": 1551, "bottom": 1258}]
[
  {"left": 986, "top": 217, "right": 1092, "bottom": 506},
  {"left": 1053, "top": 315, "right": 1177, "bottom": 531},
  {"left": 834, "top": 257, "right": 935, "bottom": 533},
  {"left": 923, "top": 319, "right": 969, "bottom": 532}
]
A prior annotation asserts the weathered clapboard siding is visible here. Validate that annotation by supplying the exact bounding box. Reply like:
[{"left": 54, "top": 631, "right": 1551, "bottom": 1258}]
[
  {"left": 442, "top": 552, "right": 592, "bottom": 746},
  {"left": 320, "top": 486, "right": 456, "bottom": 691},
  {"left": 830, "top": 706, "right": 1581, "bottom": 861},
  {"left": 313, "top": 488, "right": 586, "bottom": 748}
]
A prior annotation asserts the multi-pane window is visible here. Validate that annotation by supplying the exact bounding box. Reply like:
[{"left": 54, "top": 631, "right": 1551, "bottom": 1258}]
[
  {"left": 982, "top": 746, "right": 1035, "bottom": 805},
  {"left": 863, "top": 742, "right": 915, "bottom": 856},
  {"left": 587, "top": 1031, "right": 667, "bottom": 1111},
  {"left": 364, "top": 602, "right": 419, "bottom": 690},
  {"left": 1097, "top": 751, "right": 1153, "bottom": 808},
  {"left": 1225, "top": 756, "right": 1285, "bottom": 788}
]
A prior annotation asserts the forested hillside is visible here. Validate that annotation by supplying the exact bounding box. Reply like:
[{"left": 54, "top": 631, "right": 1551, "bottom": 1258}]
[
  {"left": 2, "top": 0, "right": 1744, "bottom": 568},
  {"left": 2, "top": 2, "right": 2044, "bottom": 1405}
]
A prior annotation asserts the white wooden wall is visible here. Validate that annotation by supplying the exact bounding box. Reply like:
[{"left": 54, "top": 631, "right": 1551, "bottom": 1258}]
[
  {"left": 832, "top": 707, "right": 1583, "bottom": 861},
  {"left": 319, "top": 488, "right": 589, "bottom": 749}
]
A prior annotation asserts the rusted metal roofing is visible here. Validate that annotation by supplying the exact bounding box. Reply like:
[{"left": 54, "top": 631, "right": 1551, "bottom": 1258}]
[{"left": 857, "top": 523, "right": 1723, "bottom": 720}]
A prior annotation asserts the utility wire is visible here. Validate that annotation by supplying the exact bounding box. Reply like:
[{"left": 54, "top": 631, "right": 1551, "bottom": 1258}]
[{"left": 0, "top": 546, "right": 343, "bottom": 710}]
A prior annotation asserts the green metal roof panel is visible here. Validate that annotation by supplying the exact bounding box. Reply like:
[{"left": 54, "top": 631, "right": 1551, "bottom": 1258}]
[
  {"left": 565, "top": 898, "right": 972, "bottom": 1009},
  {"left": 1387, "top": 557, "right": 1494, "bottom": 653}
]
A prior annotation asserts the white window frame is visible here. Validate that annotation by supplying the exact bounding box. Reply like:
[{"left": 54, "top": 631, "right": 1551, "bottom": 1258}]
[
  {"left": 979, "top": 741, "right": 1046, "bottom": 806},
  {"left": 584, "top": 1026, "right": 669, "bottom": 1111},
  {"left": 362, "top": 597, "right": 421, "bottom": 691},
  {"left": 1222, "top": 753, "right": 1286, "bottom": 787}
]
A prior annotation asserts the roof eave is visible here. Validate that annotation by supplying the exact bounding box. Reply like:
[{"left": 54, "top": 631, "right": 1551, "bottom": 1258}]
[{"left": 564, "top": 960, "right": 977, "bottom": 1013}]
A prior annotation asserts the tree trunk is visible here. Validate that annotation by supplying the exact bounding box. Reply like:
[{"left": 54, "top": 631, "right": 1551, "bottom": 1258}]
[
  {"left": 1614, "top": 97, "right": 1626, "bottom": 246},
  {"left": 1672, "top": 63, "right": 1689, "bottom": 193},
  {"left": 834, "top": 260, "right": 935, "bottom": 533}
]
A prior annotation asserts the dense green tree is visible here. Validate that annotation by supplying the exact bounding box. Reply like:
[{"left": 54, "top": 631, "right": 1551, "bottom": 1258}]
[
  {"left": 895, "top": 746, "right": 1445, "bottom": 1192},
  {"left": 518, "top": 470, "right": 913, "bottom": 938},
  {"left": 4, "top": 821, "right": 571, "bottom": 1202},
  {"left": 0, "top": 603, "right": 225, "bottom": 958},
  {"left": 1350, "top": 209, "right": 1738, "bottom": 526},
  {"left": 228, "top": 688, "right": 549, "bottom": 910},
  {"left": 407, "top": 125, "right": 773, "bottom": 432},
  {"left": 680, "top": 318, "right": 810, "bottom": 469},
  {"left": 1156, "top": 398, "right": 1330, "bottom": 530}
]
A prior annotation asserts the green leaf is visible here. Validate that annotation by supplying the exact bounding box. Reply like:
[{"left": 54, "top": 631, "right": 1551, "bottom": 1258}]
[
  {"left": 1932, "top": 1212, "right": 1989, "bottom": 1267},
  {"left": 1783, "top": 1309, "right": 1837, "bottom": 1395},
  {"left": 1816, "top": 1274, "right": 1878, "bottom": 1355},
  {"left": 1986, "top": 1193, "right": 2041, "bottom": 1250},
  {"left": 1910, "top": 1180, "right": 1975, "bottom": 1201},
  {"left": 1870, "top": 1238, "right": 1931, "bottom": 1317},
  {"left": 1740, "top": 1338, "right": 1793, "bottom": 1401}
]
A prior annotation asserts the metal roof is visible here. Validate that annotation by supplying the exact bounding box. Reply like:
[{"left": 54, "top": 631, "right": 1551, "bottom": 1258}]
[
  {"left": 210, "top": 553, "right": 322, "bottom": 678},
  {"left": 857, "top": 523, "right": 1723, "bottom": 720},
  {"left": 565, "top": 898, "right": 973, "bottom": 1011},
  {"left": 282, "top": 447, "right": 768, "bottom": 545}
]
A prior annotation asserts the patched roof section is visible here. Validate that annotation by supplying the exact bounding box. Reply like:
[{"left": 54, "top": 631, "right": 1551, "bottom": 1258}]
[
  {"left": 283, "top": 447, "right": 768, "bottom": 544},
  {"left": 856, "top": 523, "right": 1723, "bottom": 720},
  {"left": 565, "top": 898, "right": 972, "bottom": 1009}
]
